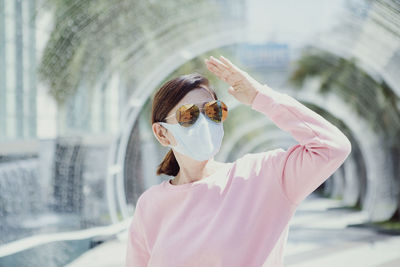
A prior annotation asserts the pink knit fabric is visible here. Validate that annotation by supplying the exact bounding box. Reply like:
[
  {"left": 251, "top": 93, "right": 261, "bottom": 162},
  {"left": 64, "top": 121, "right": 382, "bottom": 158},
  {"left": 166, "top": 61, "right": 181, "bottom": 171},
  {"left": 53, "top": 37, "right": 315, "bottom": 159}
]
[{"left": 125, "top": 85, "right": 352, "bottom": 267}]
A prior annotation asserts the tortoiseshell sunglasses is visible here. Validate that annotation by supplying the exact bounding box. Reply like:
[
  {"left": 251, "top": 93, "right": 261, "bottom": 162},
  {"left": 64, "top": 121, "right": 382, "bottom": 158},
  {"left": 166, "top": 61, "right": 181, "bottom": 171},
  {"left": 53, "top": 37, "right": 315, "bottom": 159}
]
[{"left": 164, "top": 100, "right": 228, "bottom": 127}]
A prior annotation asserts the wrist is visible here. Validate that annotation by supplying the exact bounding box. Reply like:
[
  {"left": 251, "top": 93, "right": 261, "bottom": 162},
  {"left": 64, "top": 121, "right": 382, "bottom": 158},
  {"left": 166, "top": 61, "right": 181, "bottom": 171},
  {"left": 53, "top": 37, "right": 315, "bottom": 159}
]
[{"left": 248, "top": 89, "right": 259, "bottom": 106}]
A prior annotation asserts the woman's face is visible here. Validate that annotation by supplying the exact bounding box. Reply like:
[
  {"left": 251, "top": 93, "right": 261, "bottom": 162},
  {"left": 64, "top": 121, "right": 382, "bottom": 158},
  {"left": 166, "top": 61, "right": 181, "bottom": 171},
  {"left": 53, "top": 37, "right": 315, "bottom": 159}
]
[{"left": 153, "top": 88, "right": 215, "bottom": 147}]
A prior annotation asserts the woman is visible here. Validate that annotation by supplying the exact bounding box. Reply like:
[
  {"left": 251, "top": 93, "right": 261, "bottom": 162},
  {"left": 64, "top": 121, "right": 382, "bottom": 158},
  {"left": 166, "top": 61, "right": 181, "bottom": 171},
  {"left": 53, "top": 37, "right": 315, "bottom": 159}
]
[{"left": 125, "top": 55, "right": 352, "bottom": 266}]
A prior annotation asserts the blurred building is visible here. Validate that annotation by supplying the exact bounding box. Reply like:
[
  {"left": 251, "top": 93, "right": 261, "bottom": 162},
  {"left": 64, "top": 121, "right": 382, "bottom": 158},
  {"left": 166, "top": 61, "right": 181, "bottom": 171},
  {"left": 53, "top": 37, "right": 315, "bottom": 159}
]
[
  {"left": 0, "top": 0, "right": 37, "bottom": 141},
  {"left": 0, "top": 0, "right": 116, "bottom": 248},
  {"left": 237, "top": 42, "right": 290, "bottom": 69},
  {"left": 0, "top": 2, "right": 122, "bottom": 147}
]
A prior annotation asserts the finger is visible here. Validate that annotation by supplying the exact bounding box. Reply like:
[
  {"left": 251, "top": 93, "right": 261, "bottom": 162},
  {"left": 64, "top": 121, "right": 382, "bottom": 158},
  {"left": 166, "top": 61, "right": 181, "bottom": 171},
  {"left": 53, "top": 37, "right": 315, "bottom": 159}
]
[
  {"left": 209, "top": 56, "right": 230, "bottom": 71},
  {"left": 205, "top": 59, "right": 221, "bottom": 72},
  {"left": 217, "top": 56, "right": 242, "bottom": 78},
  {"left": 205, "top": 58, "right": 221, "bottom": 69},
  {"left": 205, "top": 58, "right": 233, "bottom": 82},
  {"left": 207, "top": 60, "right": 227, "bottom": 76},
  {"left": 205, "top": 61, "right": 218, "bottom": 73},
  {"left": 219, "top": 56, "right": 233, "bottom": 69},
  {"left": 219, "top": 55, "right": 241, "bottom": 72},
  {"left": 205, "top": 61, "right": 225, "bottom": 77},
  {"left": 227, "top": 86, "right": 236, "bottom": 96},
  {"left": 207, "top": 58, "right": 233, "bottom": 77},
  {"left": 205, "top": 58, "right": 221, "bottom": 68},
  {"left": 205, "top": 60, "right": 228, "bottom": 77}
]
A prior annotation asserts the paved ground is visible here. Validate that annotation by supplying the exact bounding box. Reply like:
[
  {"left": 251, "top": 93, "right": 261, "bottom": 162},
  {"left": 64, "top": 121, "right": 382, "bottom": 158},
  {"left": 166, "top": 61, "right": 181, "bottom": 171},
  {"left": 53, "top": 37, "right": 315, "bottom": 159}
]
[
  {"left": 66, "top": 195, "right": 400, "bottom": 267},
  {"left": 284, "top": 195, "right": 400, "bottom": 267}
]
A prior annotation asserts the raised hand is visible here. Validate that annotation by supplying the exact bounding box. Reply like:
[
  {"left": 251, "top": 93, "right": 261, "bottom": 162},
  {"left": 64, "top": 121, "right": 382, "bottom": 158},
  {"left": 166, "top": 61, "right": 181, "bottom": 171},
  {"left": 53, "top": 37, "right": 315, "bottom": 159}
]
[{"left": 204, "top": 55, "right": 263, "bottom": 106}]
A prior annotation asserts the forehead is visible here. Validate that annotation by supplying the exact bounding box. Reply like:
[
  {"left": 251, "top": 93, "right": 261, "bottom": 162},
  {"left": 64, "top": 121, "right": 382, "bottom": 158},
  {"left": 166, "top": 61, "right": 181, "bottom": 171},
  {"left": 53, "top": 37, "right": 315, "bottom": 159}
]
[{"left": 178, "top": 88, "right": 214, "bottom": 106}]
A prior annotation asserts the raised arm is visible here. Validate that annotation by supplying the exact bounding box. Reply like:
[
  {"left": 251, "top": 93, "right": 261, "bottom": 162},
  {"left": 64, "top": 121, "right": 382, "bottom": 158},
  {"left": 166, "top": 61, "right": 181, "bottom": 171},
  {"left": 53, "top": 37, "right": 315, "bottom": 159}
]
[
  {"left": 205, "top": 55, "right": 352, "bottom": 206},
  {"left": 250, "top": 84, "right": 351, "bottom": 205}
]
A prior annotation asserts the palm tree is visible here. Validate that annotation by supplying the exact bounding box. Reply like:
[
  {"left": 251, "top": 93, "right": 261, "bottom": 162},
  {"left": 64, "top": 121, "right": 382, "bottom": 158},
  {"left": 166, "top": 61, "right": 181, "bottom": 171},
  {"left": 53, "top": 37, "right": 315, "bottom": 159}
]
[{"left": 38, "top": 0, "right": 220, "bottom": 106}]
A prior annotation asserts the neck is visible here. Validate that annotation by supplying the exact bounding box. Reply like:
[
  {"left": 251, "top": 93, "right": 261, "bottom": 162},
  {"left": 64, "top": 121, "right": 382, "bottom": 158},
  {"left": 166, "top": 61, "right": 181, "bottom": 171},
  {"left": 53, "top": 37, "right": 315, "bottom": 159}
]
[{"left": 172, "top": 154, "right": 218, "bottom": 185}]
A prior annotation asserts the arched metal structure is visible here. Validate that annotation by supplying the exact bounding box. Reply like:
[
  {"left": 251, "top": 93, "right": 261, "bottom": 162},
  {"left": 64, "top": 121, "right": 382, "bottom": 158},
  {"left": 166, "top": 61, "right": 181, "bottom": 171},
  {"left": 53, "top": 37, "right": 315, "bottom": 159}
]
[
  {"left": 106, "top": 0, "right": 400, "bottom": 223},
  {"left": 296, "top": 87, "right": 397, "bottom": 221}
]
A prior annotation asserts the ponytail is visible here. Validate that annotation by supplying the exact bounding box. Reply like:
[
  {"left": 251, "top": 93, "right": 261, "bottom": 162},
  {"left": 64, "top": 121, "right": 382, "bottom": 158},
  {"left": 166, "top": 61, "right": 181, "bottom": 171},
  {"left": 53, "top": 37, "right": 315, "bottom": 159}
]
[{"left": 156, "top": 149, "right": 180, "bottom": 176}]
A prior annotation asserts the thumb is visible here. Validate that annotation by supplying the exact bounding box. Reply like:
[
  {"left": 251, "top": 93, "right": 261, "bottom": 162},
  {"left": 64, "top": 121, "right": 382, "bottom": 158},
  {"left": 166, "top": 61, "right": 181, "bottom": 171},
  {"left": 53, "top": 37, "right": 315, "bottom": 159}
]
[{"left": 227, "top": 86, "right": 236, "bottom": 96}]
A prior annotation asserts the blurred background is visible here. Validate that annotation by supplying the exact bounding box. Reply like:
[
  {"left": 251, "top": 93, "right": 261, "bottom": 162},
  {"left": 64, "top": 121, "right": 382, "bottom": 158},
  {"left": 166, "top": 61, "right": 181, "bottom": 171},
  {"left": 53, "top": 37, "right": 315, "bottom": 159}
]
[{"left": 0, "top": 0, "right": 399, "bottom": 266}]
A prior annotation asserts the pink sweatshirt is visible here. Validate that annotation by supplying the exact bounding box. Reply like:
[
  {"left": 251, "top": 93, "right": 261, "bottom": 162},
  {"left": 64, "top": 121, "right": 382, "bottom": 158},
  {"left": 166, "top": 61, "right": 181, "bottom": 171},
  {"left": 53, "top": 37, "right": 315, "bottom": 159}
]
[{"left": 125, "top": 85, "right": 352, "bottom": 267}]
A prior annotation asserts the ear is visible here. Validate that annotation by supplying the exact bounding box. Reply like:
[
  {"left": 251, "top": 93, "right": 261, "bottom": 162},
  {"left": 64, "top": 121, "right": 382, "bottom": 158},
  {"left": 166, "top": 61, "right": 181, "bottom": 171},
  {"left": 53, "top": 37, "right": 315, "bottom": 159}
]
[{"left": 152, "top": 122, "right": 172, "bottom": 146}]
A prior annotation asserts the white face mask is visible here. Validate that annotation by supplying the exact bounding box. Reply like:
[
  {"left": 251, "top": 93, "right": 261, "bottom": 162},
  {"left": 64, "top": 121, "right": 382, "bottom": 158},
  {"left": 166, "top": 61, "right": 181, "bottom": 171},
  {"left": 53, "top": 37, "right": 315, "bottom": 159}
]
[{"left": 159, "top": 113, "right": 224, "bottom": 161}]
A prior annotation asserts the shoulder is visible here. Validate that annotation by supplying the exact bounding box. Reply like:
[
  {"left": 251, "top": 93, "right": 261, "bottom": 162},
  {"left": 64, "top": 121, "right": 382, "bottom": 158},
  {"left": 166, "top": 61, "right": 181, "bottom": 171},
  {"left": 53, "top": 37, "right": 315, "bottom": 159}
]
[{"left": 135, "top": 181, "right": 164, "bottom": 211}]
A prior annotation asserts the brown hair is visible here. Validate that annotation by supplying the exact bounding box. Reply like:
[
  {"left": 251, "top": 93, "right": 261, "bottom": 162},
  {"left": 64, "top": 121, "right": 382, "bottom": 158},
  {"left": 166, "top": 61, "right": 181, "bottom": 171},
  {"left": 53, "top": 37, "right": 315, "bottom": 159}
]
[{"left": 151, "top": 73, "right": 218, "bottom": 177}]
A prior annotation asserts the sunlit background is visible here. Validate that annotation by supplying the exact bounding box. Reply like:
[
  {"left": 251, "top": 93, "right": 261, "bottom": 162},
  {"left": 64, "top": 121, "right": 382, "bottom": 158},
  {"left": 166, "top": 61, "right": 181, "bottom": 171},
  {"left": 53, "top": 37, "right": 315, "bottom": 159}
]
[{"left": 1, "top": 0, "right": 400, "bottom": 266}]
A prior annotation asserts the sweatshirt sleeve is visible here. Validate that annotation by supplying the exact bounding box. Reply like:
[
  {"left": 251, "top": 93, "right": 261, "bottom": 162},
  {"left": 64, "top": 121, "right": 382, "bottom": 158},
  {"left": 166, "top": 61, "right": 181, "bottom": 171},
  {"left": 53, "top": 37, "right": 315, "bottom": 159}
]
[
  {"left": 125, "top": 198, "right": 150, "bottom": 267},
  {"left": 249, "top": 84, "right": 352, "bottom": 206}
]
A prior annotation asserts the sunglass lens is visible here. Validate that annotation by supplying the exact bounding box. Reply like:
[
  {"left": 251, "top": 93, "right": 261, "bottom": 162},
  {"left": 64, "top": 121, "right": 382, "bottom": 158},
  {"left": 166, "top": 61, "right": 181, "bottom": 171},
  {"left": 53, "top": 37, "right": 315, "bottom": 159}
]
[
  {"left": 204, "top": 100, "right": 228, "bottom": 123},
  {"left": 177, "top": 104, "right": 200, "bottom": 127}
]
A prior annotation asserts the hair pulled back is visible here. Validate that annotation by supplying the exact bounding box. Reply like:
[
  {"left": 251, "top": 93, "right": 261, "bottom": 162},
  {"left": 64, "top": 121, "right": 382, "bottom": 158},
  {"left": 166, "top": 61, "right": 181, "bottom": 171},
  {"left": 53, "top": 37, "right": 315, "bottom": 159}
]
[{"left": 151, "top": 73, "right": 218, "bottom": 177}]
